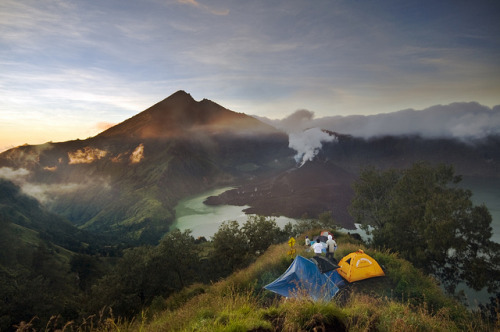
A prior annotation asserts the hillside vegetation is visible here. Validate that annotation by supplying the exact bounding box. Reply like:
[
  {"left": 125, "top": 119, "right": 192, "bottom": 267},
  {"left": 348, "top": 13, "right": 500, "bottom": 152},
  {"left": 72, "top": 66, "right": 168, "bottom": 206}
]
[
  {"left": 144, "top": 240, "right": 495, "bottom": 332},
  {"left": 21, "top": 235, "right": 497, "bottom": 332},
  {"left": 4, "top": 162, "right": 500, "bottom": 331}
]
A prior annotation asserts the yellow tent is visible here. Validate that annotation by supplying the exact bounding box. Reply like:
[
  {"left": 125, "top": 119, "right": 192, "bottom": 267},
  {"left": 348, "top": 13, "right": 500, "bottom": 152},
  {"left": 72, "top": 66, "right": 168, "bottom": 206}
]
[{"left": 336, "top": 249, "right": 385, "bottom": 283}]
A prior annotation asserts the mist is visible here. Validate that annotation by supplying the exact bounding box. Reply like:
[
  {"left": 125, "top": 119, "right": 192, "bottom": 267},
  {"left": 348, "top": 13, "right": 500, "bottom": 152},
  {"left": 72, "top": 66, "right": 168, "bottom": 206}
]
[
  {"left": 257, "top": 102, "right": 500, "bottom": 140},
  {"left": 0, "top": 167, "right": 30, "bottom": 183},
  {"left": 255, "top": 102, "right": 500, "bottom": 164},
  {"left": 0, "top": 166, "right": 110, "bottom": 204}
]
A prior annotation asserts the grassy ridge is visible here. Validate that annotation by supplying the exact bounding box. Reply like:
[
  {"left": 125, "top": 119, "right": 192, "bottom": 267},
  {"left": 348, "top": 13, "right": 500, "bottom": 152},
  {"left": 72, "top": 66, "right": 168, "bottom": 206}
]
[
  {"left": 100, "top": 235, "right": 494, "bottom": 332},
  {"left": 13, "top": 232, "right": 496, "bottom": 331}
]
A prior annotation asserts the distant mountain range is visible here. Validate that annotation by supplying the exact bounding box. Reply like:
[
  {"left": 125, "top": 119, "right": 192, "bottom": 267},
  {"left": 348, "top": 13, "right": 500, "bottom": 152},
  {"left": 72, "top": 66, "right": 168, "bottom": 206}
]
[{"left": 1, "top": 90, "right": 499, "bottom": 243}]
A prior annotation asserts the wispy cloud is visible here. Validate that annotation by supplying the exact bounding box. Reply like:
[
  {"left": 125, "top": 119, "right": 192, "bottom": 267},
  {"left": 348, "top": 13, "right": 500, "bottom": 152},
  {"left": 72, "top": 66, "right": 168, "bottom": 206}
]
[
  {"left": 0, "top": 0, "right": 499, "bottom": 150},
  {"left": 0, "top": 0, "right": 88, "bottom": 54},
  {"left": 176, "top": 0, "right": 229, "bottom": 16},
  {"left": 0, "top": 166, "right": 110, "bottom": 203}
]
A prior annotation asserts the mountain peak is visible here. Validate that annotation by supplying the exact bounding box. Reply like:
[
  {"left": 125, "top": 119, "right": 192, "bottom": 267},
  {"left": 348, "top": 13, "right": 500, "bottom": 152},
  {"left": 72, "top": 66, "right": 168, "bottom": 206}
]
[
  {"left": 164, "top": 90, "right": 195, "bottom": 101},
  {"left": 97, "top": 91, "right": 282, "bottom": 139}
]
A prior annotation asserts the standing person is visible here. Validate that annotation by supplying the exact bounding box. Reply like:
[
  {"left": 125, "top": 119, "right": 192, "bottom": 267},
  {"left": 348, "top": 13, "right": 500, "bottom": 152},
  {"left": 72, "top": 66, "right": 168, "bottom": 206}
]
[
  {"left": 312, "top": 240, "right": 323, "bottom": 257},
  {"left": 326, "top": 234, "right": 337, "bottom": 261},
  {"left": 305, "top": 236, "right": 310, "bottom": 246}
]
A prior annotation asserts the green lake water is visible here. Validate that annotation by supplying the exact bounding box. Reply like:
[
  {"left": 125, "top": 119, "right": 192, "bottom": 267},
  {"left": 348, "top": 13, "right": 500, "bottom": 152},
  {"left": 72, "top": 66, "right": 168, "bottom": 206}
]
[
  {"left": 461, "top": 176, "right": 500, "bottom": 243},
  {"left": 172, "top": 187, "right": 297, "bottom": 239},
  {"left": 172, "top": 177, "right": 500, "bottom": 243}
]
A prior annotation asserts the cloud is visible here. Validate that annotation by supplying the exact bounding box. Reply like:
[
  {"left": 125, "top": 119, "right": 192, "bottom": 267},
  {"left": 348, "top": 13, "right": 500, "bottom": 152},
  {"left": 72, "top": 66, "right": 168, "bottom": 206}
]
[
  {"left": 253, "top": 109, "right": 315, "bottom": 134},
  {"left": 0, "top": 167, "right": 30, "bottom": 182},
  {"left": 1, "top": 0, "right": 499, "bottom": 152},
  {"left": 68, "top": 147, "right": 108, "bottom": 164},
  {"left": 20, "top": 182, "right": 85, "bottom": 204},
  {"left": 130, "top": 144, "right": 144, "bottom": 164},
  {"left": 255, "top": 102, "right": 500, "bottom": 165},
  {"left": 258, "top": 102, "right": 500, "bottom": 140},
  {"left": 279, "top": 109, "right": 315, "bottom": 133},
  {"left": 177, "top": 0, "right": 229, "bottom": 16},
  {"left": 0, "top": 166, "right": 110, "bottom": 203}
]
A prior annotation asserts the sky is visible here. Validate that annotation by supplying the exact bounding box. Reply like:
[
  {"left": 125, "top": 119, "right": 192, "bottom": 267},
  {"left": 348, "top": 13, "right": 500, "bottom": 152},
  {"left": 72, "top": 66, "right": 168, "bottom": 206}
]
[{"left": 1, "top": 0, "right": 500, "bottom": 151}]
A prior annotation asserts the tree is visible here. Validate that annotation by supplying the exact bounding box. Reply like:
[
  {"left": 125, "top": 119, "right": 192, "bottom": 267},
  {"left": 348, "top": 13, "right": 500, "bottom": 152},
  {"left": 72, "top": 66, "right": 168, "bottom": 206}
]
[
  {"left": 349, "top": 166, "right": 399, "bottom": 230},
  {"left": 89, "top": 229, "right": 201, "bottom": 318},
  {"left": 156, "top": 229, "right": 200, "bottom": 288},
  {"left": 90, "top": 246, "right": 157, "bottom": 317},
  {"left": 211, "top": 220, "right": 250, "bottom": 274},
  {"left": 350, "top": 162, "right": 500, "bottom": 294},
  {"left": 318, "top": 211, "right": 337, "bottom": 229},
  {"left": 242, "top": 215, "right": 283, "bottom": 254}
]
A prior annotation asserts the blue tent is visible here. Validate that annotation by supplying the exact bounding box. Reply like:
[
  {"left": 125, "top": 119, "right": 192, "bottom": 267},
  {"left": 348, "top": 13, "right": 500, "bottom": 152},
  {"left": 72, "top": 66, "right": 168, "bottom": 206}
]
[{"left": 264, "top": 256, "right": 346, "bottom": 301}]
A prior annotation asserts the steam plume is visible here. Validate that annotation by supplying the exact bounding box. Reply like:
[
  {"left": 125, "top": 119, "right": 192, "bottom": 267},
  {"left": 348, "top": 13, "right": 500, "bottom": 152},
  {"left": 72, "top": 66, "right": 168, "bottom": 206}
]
[
  {"left": 263, "top": 110, "right": 337, "bottom": 166},
  {"left": 289, "top": 128, "right": 337, "bottom": 166}
]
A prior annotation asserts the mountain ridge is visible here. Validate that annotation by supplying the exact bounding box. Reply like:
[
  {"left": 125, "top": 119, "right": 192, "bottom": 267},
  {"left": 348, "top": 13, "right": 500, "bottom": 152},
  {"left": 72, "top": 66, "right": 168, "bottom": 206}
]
[{"left": 0, "top": 90, "right": 499, "bottom": 243}]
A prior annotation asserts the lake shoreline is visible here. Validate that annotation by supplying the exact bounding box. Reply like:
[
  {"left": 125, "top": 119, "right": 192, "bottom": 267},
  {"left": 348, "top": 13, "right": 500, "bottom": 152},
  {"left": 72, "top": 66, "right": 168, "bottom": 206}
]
[{"left": 172, "top": 187, "right": 297, "bottom": 239}]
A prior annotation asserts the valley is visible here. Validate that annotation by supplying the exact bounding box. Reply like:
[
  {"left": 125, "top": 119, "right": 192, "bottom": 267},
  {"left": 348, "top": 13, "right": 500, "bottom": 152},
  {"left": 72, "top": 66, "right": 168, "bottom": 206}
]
[
  {"left": 0, "top": 91, "right": 499, "bottom": 245},
  {"left": 1, "top": 91, "right": 499, "bottom": 331}
]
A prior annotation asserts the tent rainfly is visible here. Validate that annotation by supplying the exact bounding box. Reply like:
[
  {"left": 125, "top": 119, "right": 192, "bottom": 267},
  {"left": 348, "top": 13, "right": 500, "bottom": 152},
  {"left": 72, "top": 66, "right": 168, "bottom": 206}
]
[
  {"left": 336, "top": 249, "right": 385, "bottom": 283},
  {"left": 264, "top": 256, "right": 346, "bottom": 301}
]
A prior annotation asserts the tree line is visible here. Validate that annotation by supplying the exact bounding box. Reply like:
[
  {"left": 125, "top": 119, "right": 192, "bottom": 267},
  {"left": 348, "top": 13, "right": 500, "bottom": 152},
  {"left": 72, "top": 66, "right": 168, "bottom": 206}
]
[
  {"left": 0, "top": 211, "right": 298, "bottom": 330},
  {"left": 2, "top": 162, "right": 500, "bottom": 330}
]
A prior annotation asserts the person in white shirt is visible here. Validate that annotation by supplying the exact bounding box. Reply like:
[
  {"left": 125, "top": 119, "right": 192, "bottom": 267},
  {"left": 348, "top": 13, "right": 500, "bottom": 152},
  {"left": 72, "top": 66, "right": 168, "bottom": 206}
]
[{"left": 312, "top": 241, "right": 324, "bottom": 257}]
